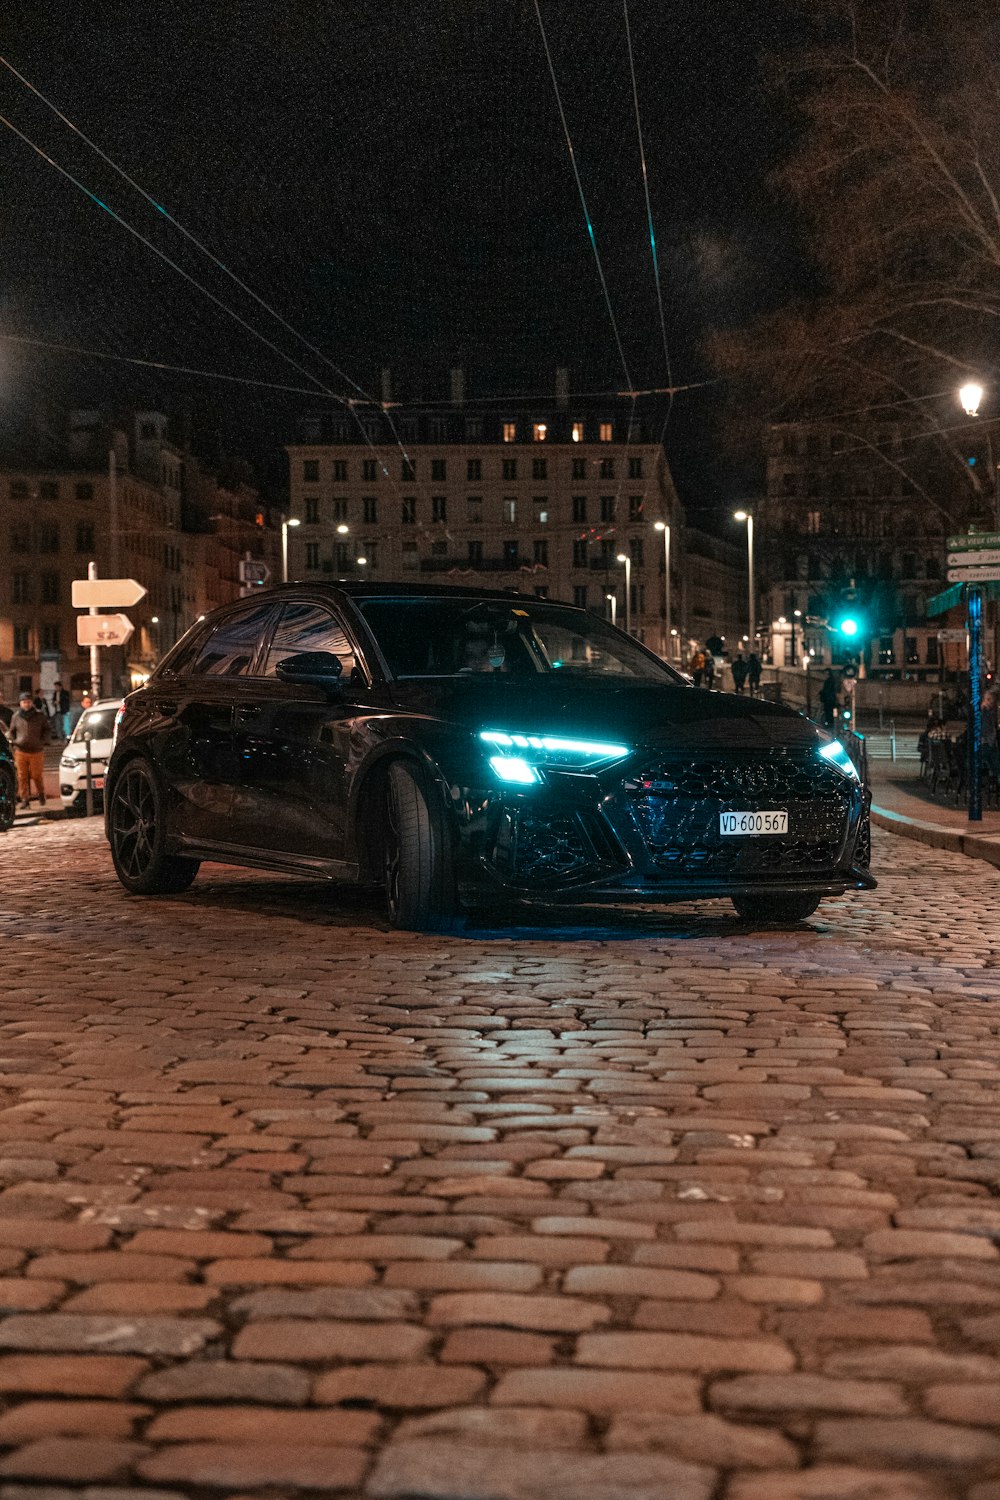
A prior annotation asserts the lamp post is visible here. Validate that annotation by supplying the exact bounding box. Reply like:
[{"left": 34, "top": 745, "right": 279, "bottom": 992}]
[
  {"left": 616, "top": 553, "right": 632, "bottom": 635},
  {"left": 734, "top": 510, "right": 755, "bottom": 650},
  {"left": 606, "top": 591, "right": 616, "bottom": 627},
  {"left": 654, "top": 521, "right": 671, "bottom": 660},
  {"left": 281, "top": 517, "right": 300, "bottom": 583},
  {"left": 792, "top": 608, "right": 801, "bottom": 667},
  {"left": 959, "top": 382, "right": 990, "bottom": 821}
]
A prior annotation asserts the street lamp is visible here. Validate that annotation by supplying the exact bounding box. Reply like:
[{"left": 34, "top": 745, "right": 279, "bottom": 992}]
[
  {"left": 734, "top": 510, "right": 755, "bottom": 649},
  {"left": 792, "top": 608, "right": 802, "bottom": 666},
  {"left": 653, "top": 521, "right": 672, "bottom": 660},
  {"left": 336, "top": 523, "right": 349, "bottom": 535},
  {"left": 961, "top": 383, "right": 984, "bottom": 417},
  {"left": 281, "top": 516, "right": 300, "bottom": 582},
  {"left": 616, "top": 553, "right": 632, "bottom": 635},
  {"left": 356, "top": 555, "right": 368, "bottom": 568},
  {"left": 605, "top": 591, "right": 616, "bottom": 627}
]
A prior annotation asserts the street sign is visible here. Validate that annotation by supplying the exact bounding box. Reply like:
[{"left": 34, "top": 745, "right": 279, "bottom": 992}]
[
  {"left": 947, "top": 549, "right": 1000, "bottom": 569},
  {"left": 72, "top": 578, "right": 147, "bottom": 609},
  {"left": 239, "top": 560, "right": 270, "bottom": 586},
  {"left": 947, "top": 563, "right": 1000, "bottom": 583},
  {"left": 938, "top": 628, "right": 968, "bottom": 643},
  {"left": 948, "top": 531, "right": 1000, "bottom": 552},
  {"left": 77, "top": 614, "right": 135, "bottom": 648}
]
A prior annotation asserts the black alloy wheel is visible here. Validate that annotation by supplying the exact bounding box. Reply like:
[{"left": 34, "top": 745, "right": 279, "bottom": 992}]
[
  {"left": 731, "top": 892, "right": 822, "bottom": 924},
  {"left": 108, "top": 759, "right": 199, "bottom": 895},
  {"left": 382, "top": 759, "right": 458, "bottom": 932},
  {"left": 0, "top": 765, "right": 14, "bottom": 832}
]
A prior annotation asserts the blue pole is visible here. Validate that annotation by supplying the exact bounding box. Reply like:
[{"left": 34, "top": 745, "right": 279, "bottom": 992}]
[{"left": 968, "top": 585, "right": 983, "bottom": 822}]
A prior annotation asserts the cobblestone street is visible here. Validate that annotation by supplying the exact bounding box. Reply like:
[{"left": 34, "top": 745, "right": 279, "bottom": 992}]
[{"left": 1, "top": 819, "right": 1000, "bottom": 1498}]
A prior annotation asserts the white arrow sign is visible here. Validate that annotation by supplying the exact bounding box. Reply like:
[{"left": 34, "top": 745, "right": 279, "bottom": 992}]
[
  {"left": 947, "top": 549, "right": 1000, "bottom": 569},
  {"left": 72, "top": 578, "right": 147, "bottom": 609},
  {"left": 77, "top": 613, "right": 135, "bottom": 648},
  {"left": 239, "top": 560, "right": 270, "bottom": 585},
  {"left": 947, "top": 564, "right": 1000, "bottom": 583}
]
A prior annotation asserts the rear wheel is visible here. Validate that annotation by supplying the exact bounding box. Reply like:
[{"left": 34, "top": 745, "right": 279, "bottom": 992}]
[
  {"left": 108, "top": 759, "right": 199, "bottom": 895},
  {"left": 382, "top": 760, "right": 458, "bottom": 932},
  {"left": 0, "top": 764, "right": 14, "bottom": 831},
  {"left": 732, "top": 892, "right": 822, "bottom": 924}
]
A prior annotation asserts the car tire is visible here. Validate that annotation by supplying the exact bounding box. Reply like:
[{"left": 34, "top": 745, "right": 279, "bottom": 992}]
[
  {"left": 383, "top": 759, "right": 458, "bottom": 932},
  {"left": 731, "top": 892, "right": 822, "bottom": 924},
  {"left": 108, "top": 759, "right": 199, "bottom": 896},
  {"left": 0, "top": 764, "right": 15, "bottom": 832}
]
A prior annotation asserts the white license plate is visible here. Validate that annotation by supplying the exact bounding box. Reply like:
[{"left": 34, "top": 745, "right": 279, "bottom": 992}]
[
  {"left": 91, "top": 777, "right": 105, "bottom": 791},
  {"left": 720, "top": 810, "right": 788, "bottom": 836}
]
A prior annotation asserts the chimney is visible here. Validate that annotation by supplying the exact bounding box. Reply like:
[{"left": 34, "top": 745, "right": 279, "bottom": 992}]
[
  {"left": 555, "top": 367, "right": 570, "bottom": 408},
  {"left": 450, "top": 366, "right": 465, "bottom": 407},
  {"left": 381, "top": 367, "right": 393, "bottom": 404}
]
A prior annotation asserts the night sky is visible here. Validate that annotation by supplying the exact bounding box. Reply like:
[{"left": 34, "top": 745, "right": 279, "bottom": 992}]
[{"left": 0, "top": 0, "right": 797, "bottom": 519}]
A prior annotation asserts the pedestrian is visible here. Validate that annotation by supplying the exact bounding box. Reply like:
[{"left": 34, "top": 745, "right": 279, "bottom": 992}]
[
  {"left": 731, "top": 652, "right": 748, "bottom": 694},
  {"left": 51, "top": 680, "right": 71, "bottom": 741},
  {"left": 7, "top": 689, "right": 51, "bottom": 809},
  {"left": 688, "top": 647, "right": 705, "bottom": 688},
  {"left": 819, "top": 668, "right": 840, "bottom": 729},
  {"left": 0, "top": 695, "right": 11, "bottom": 732},
  {"left": 747, "top": 651, "right": 762, "bottom": 696},
  {"left": 67, "top": 691, "right": 93, "bottom": 736},
  {"left": 703, "top": 650, "right": 716, "bottom": 691}
]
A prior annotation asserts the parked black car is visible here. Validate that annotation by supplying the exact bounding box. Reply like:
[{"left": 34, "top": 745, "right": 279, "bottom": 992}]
[
  {"left": 105, "top": 584, "right": 874, "bottom": 929},
  {"left": 0, "top": 729, "right": 14, "bottom": 831}
]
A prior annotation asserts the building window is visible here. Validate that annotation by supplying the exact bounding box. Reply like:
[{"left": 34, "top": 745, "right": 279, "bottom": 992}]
[
  {"left": 502, "top": 421, "right": 517, "bottom": 443},
  {"left": 431, "top": 539, "right": 448, "bottom": 556},
  {"left": 402, "top": 541, "right": 418, "bottom": 569},
  {"left": 38, "top": 524, "right": 60, "bottom": 553},
  {"left": 467, "top": 496, "right": 482, "bottom": 522},
  {"left": 40, "top": 481, "right": 59, "bottom": 500},
  {"left": 430, "top": 418, "right": 449, "bottom": 442},
  {"left": 305, "top": 497, "right": 320, "bottom": 523},
  {"left": 532, "top": 457, "right": 548, "bottom": 480},
  {"left": 363, "top": 540, "right": 378, "bottom": 569},
  {"left": 533, "top": 539, "right": 549, "bottom": 566},
  {"left": 629, "top": 538, "right": 644, "bottom": 567},
  {"left": 503, "top": 540, "right": 519, "bottom": 566},
  {"left": 75, "top": 481, "right": 94, "bottom": 500},
  {"left": 10, "top": 480, "right": 28, "bottom": 498},
  {"left": 573, "top": 539, "right": 588, "bottom": 567},
  {"left": 332, "top": 460, "right": 347, "bottom": 482},
  {"left": 572, "top": 421, "right": 585, "bottom": 443},
  {"left": 782, "top": 473, "right": 798, "bottom": 496},
  {"left": 9, "top": 524, "right": 30, "bottom": 553},
  {"left": 41, "top": 572, "right": 60, "bottom": 604},
  {"left": 363, "top": 497, "right": 378, "bottom": 524},
  {"left": 401, "top": 496, "right": 416, "bottom": 525},
  {"left": 628, "top": 456, "right": 643, "bottom": 479},
  {"left": 572, "top": 457, "right": 586, "bottom": 480},
  {"left": 432, "top": 495, "right": 447, "bottom": 523},
  {"left": 362, "top": 459, "right": 378, "bottom": 482},
  {"left": 465, "top": 418, "right": 483, "bottom": 440},
  {"left": 75, "top": 522, "right": 95, "bottom": 552},
  {"left": 599, "top": 457, "right": 615, "bottom": 479},
  {"left": 305, "top": 542, "right": 320, "bottom": 570},
  {"left": 599, "top": 421, "right": 613, "bottom": 443},
  {"left": 573, "top": 584, "right": 588, "bottom": 607},
  {"left": 303, "top": 459, "right": 319, "bottom": 482},
  {"left": 13, "top": 623, "right": 29, "bottom": 653},
  {"left": 533, "top": 422, "right": 547, "bottom": 442},
  {"left": 468, "top": 540, "right": 483, "bottom": 566},
  {"left": 503, "top": 498, "right": 517, "bottom": 524},
  {"left": 572, "top": 495, "right": 587, "bottom": 523},
  {"left": 781, "top": 433, "right": 798, "bottom": 457},
  {"left": 431, "top": 458, "right": 447, "bottom": 481},
  {"left": 628, "top": 495, "right": 643, "bottom": 521},
  {"left": 600, "top": 495, "right": 616, "bottom": 522},
  {"left": 502, "top": 458, "right": 518, "bottom": 481},
  {"left": 41, "top": 624, "right": 60, "bottom": 652},
  {"left": 12, "top": 573, "right": 30, "bottom": 604},
  {"left": 401, "top": 458, "right": 416, "bottom": 482},
  {"left": 467, "top": 458, "right": 482, "bottom": 482},
  {"left": 806, "top": 511, "right": 821, "bottom": 533},
  {"left": 332, "top": 497, "right": 348, "bottom": 521},
  {"left": 336, "top": 542, "right": 350, "bottom": 570}
]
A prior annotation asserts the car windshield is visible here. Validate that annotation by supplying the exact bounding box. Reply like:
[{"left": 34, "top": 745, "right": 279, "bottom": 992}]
[
  {"left": 355, "top": 596, "right": 685, "bottom": 683},
  {"left": 70, "top": 707, "right": 118, "bottom": 743}
]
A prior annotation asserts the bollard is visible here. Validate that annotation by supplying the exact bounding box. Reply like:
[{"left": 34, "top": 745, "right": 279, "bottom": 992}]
[
  {"left": 84, "top": 732, "right": 94, "bottom": 819},
  {"left": 890, "top": 719, "right": 897, "bottom": 763}
]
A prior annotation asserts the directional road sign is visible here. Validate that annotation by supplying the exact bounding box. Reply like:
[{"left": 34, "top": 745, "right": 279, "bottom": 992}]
[
  {"left": 938, "top": 628, "right": 968, "bottom": 643},
  {"left": 947, "top": 549, "right": 1000, "bottom": 569},
  {"left": 72, "top": 577, "right": 147, "bottom": 609},
  {"left": 947, "top": 563, "right": 1000, "bottom": 584},
  {"left": 948, "top": 532, "right": 1000, "bottom": 552},
  {"left": 239, "top": 559, "right": 270, "bottom": 585},
  {"left": 77, "top": 614, "right": 135, "bottom": 648}
]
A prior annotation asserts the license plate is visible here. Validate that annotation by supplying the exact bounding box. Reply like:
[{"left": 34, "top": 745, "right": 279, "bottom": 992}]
[
  {"left": 720, "top": 810, "right": 788, "bottom": 836},
  {"left": 92, "top": 777, "right": 105, "bottom": 791}
]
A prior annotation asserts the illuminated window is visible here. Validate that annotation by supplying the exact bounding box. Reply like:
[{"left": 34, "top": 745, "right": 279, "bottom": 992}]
[
  {"left": 599, "top": 421, "right": 613, "bottom": 443},
  {"left": 502, "top": 422, "right": 517, "bottom": 443},
  {"left": 503, "top": 498, "right": 517, "bottom": 524},
  {"left": 572, "top": 421, "right": 585, "bottom": 443},
  {"left": 533, "top": 423, "right": 547, "bottom": 442},
  {"left": 806, "top": 511, "right": 821, "bottom": 533}
]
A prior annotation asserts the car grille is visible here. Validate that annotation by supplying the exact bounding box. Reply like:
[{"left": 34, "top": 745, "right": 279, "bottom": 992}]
[{"left": 624, "top": 750, "right": 852, "bottom": 879}]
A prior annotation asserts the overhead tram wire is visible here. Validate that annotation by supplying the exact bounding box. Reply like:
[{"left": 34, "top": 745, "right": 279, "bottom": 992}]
[{"left": 533, "top": 0, "right": 633, "bottom": 392}]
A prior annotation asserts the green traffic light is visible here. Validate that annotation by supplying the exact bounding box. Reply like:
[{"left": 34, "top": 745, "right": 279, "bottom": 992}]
[{"left": 838, "top": 617, "right": 860, "bottom": 637}]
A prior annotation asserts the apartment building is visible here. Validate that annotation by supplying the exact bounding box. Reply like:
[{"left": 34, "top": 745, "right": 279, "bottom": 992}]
[{"left": 285, "top": 372, "right": 699, "bottom": 659}]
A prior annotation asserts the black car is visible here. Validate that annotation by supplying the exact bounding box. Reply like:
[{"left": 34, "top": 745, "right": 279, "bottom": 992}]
[
  {"left": 105, "top": 583, "right": 874, "bottom": 929},
  {"left": 0, "top": 728, "right": 14, "bottom": 831}
]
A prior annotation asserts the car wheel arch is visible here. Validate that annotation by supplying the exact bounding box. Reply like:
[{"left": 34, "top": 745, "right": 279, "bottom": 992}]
[{"left": 350, "top": 744, "right": 454, "bottom": 883}]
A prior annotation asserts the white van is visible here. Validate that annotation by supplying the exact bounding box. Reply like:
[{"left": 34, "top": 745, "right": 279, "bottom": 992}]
[{"left": 59, "top": 699, "right": 122, "bottom": 814}]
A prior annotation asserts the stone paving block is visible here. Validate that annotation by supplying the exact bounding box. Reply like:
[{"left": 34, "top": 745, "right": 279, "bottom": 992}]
[
  {"left": 425, "top": 1292, "right": 610, "bottom": 1332},
  {"left": 710, "top": 1373, "right": 908, "bottom": 1415},
  {"left": 0, "top": 1316, "right": 218, "bottom": 1358},
  {"left": 394, "top": 1406, "right": 587, "bottom": 1446},
  {"left": 0, "top": 1356, "right": 148, "bottom": 1397},
  {"left": 137, "top": 1442, "right": 368, "bottom": 1490},
  {"left": 313, "top": 1363, "right": 486, "bottom": 1408},
  {"left": 439, "top": 1329, "right": 555, "bottom": 1366},
  {"left": 576, "top": 1330, "right": 795, "bottom": 1372},
  {"left": 726, "top": 1467, "right": 951, "bottom": 1499},
  {"left": 233, "top": 1318, "right": 429, "bottom": 1362},
  {"left": 490, "top": 1367, "right": 701, "bottom": 1413},
  {"left": 135, "top": 1361, "right": 310, "bottom": 1405},
  {"left": 0, "top": 1439, "right": 148, "bottom": 1483},
  {"left": 604, "top": 1410, "right": 799, "bottom": 1468},
  {"left": 144, "top": 1404, "right": 378, "bottom": 1444},
  {"left": 0, "top": 1402, "right": 149, "bottom": 1443},
  {"left": 814, "top": 1417, "right": 1000, "bottom": 1468},
  {"left": 366, "top": 1441, "right": 716, "bottom": 1500}
]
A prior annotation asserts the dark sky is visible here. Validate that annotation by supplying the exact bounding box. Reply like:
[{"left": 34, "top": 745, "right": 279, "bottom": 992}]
[{"left": 0, "top": 0, "right": 797, "bottom": 519}]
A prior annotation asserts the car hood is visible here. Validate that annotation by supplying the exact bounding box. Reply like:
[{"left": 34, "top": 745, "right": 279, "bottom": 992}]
[
  {"left": 63, "top": 740, "right": 113, "bottom": 760},
  {"left": 385, "top": 678, "right": 820, "bottom": 751}
]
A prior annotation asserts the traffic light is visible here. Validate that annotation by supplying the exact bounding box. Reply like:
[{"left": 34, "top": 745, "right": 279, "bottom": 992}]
[{"left": 835, "top": 614, "right": 861, "bottom": 638}]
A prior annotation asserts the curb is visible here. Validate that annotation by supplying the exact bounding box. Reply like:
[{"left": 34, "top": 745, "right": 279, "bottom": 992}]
[{"left": 871, "top": 803, "right": 1000, "bottom": 872}]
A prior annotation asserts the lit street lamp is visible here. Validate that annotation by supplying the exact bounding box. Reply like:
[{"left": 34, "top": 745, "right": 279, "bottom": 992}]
[
  {"left": 616, "top": 552, "right": 632, "bottom": 635},
  {"left": 654, "top": 520, "right": 671, "bottom": 660},
  {"left": 960, "top": 383, "right": 984, "bottom": 417},
  {"left": 792, "top": 608, "right": 802, "bottom": 666},
  {"left": 281, "top": 516, "right": 300, "bottom": 583},
  {"left": 734, "top": 510, "right": 755, "bottom": 650},
  {"left": 605, "top": 591, "right": 616, "bottom": 627}
]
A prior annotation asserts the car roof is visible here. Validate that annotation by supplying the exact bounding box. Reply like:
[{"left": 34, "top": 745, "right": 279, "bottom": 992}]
[{"left": 249, "top": 581, "right": 535, "bottom": 603}]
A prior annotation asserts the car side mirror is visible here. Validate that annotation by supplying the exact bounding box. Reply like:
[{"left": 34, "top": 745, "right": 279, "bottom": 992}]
[{"left": 274, "top": 651, "right": 344, "bottom": 694}]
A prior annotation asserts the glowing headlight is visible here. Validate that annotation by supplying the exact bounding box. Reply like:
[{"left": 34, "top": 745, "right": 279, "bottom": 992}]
[
  {"left": 480, "top": 729, "right": 631, "bottom": 784},
  {"left": 819, "top": 739, "right": 860, "bottom": 781}
]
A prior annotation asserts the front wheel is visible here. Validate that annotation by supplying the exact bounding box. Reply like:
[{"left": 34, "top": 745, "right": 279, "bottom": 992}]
[
  {"left": 382, "top": 760, "right": 458, "bottom": 932},
  {"left": 108, "top": 759, "right": 199, "bottom": 895},
  {"left": 732, "top": 892, "right": 822, "bottom": 924}
]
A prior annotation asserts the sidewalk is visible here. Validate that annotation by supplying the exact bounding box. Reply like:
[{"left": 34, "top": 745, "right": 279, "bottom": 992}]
[{"left": 870, "top": 755, "right": 1000, "bottom": 869}]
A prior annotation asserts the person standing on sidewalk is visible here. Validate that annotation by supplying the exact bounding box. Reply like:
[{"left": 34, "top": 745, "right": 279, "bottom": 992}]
[
  {"left": 51, "top": 680, "right": 70, "bottom": 742},
  {"left": 7, "top": 690, "right": 51, "bottom": 809},
  {"left": 819, "top": 668, "right": 840, "bottom": 729}
]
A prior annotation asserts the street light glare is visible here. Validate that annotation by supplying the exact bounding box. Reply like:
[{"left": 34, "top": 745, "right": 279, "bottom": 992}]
[
  {"left": 336, "top": 524, "right": 349, "bottom": 534},
  {"left": 654, "top": 520, "right": 666, "bottom": 532},
  {"left": 960, "top": 382, "right": 984, "bottom": 417},
  {"left": 616, "top": 553, "right": 628, "bottom": 563},
  {"left": 287, "top": 517, "right": 301, "bottom": 528},
  {"left": 734, "top": 509, "right": 749, "bottom": 522}
]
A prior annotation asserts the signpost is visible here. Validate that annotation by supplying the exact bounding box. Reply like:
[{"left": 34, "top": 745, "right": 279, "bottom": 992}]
[
  {"left": 943, "top": 538, "right": 1000, "bottom": 824},
  {"left": 71, "top": 578, "right": 147, "bottom": 609},
  {"left": 76, "top": 614, "right": 135, "bottom": 648},
  {"left": 72, "top": 566, "right": 147, "bottom": 697}
]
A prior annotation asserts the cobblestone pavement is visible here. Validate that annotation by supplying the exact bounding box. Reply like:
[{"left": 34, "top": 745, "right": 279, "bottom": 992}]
[{"left": 1, "top": 821, "right": 1000, "bottom": 1499}]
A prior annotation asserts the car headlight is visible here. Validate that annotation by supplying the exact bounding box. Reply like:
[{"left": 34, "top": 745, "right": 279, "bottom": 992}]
[
  {"left": 480, "top": 729, "right": 631, "bottom": 784},
  {"left": 60, "top": 757, "right": 76, "bottom": 770},
  {"left": 819, "top": 740, "right": 860, "bottom": 781}
]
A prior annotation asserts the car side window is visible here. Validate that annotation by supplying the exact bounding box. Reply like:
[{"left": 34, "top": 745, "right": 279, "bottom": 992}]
[
  {"left": 260, "top": 602, "right": 358, "bottom": 679},
  {"left": 189, "top": 603, "right": 275, "bottom": 677}
]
